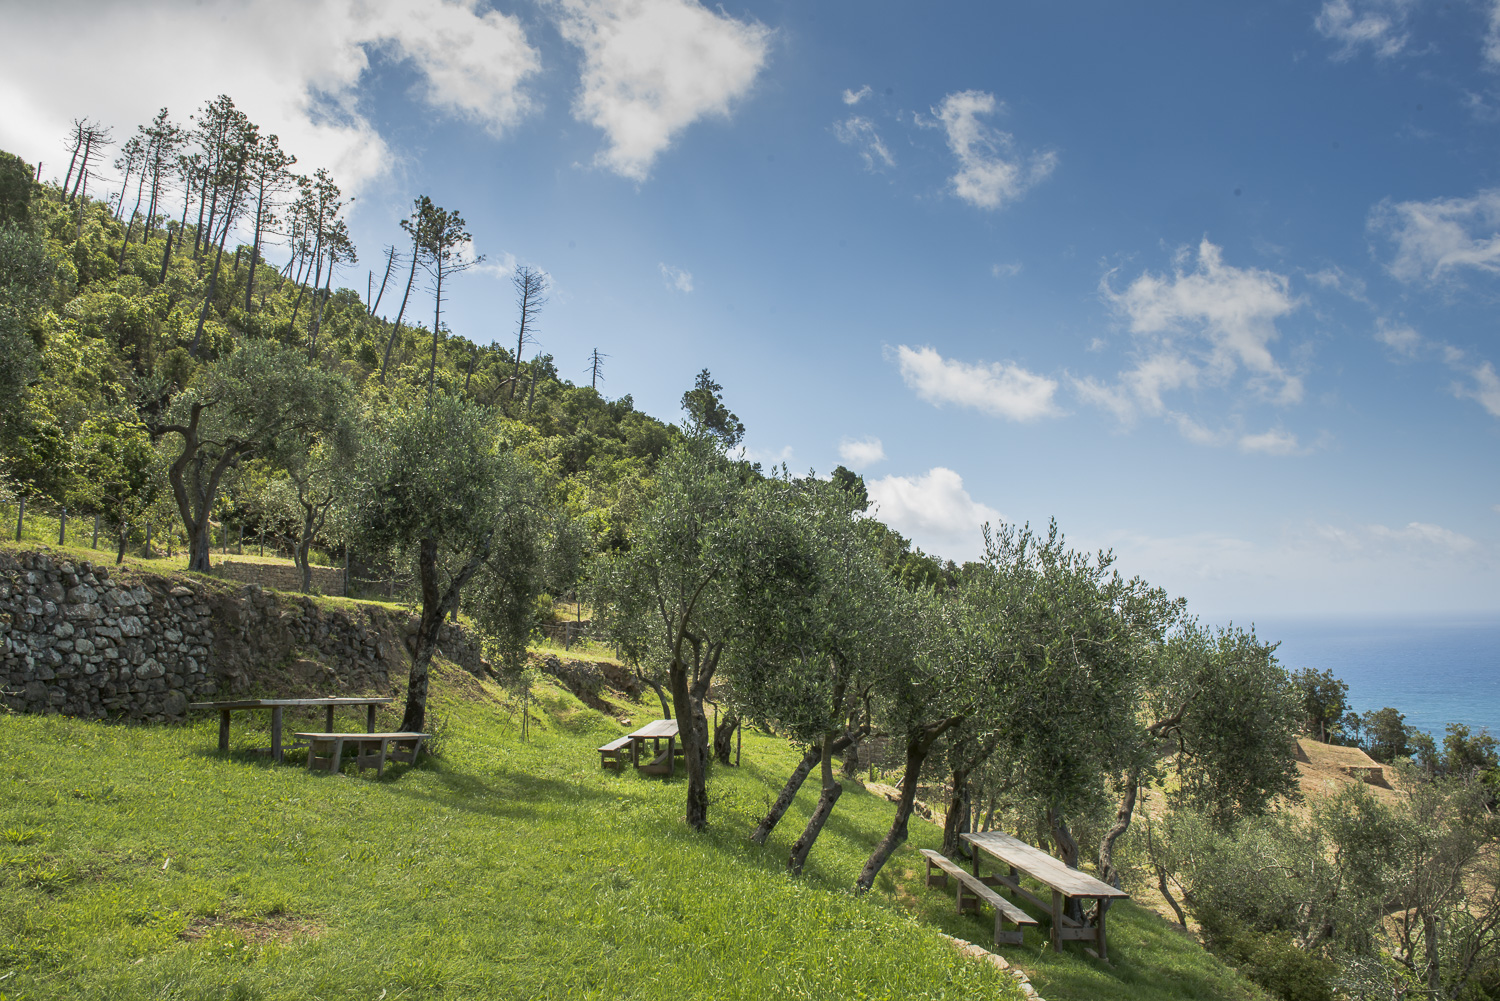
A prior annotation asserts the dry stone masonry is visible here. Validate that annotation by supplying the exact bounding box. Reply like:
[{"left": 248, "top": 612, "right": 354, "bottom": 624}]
[{"left": 0, "top": 549, "right": 491, "bottom": 722}]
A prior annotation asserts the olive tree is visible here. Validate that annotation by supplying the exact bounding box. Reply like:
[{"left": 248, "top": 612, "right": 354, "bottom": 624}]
[
  {"left": 357, "top": 391, "right": 544, "bottom": 731},
  {"left": 589, "top": 435, "right": 815, "bottom": 831},
  {"left": 731, "top": 475, "right": 902, "bottom": 872},
  {"left": 1097, "top": 622, "right": 1303, "bottom": 890},
  {"left": 147, "top": 339, "right": 353, "bottom": 573}
]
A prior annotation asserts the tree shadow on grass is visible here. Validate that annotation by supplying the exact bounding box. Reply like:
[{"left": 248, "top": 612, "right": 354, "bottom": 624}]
[{"left": 378, "top": 759, "right": 619, "bottom": 822}]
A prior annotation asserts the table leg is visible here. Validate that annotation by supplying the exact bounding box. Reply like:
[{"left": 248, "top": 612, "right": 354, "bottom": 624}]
[
  {"left": 367, "top": 703, "right": 376, "bottom": 732},
  {"left": 218, "top": 709, "right": 231, "bottom": 751},
  {"left": 1096, "top": 899, "right": 1108, "bottom": 961},
  {"left": 631, "top": 737, "right": 640, "bottom": 767},
  {"left": 271, "top": 705, "right": 283, "bottom": 763},
  {"left": 667, "top": 736, "right": 675, "bottom": 776},
  {"left": 326, "top": 705, "right": 335, "bottom": 732},
  {"left": 1051, "top": 890, "right": 1063, "bottom": 952}
]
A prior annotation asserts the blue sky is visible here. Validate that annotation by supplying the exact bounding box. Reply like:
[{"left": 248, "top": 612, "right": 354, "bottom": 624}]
[{"left": 3, "top": 0, "right": 1498, "bottom": 621}]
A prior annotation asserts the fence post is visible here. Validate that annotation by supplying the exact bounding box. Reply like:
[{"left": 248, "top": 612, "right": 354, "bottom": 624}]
[
  {"left": 343, "top": 548, "right": 350, "bottom": 597},
  {"left": 144, "top": 523, "right": 152, "bottom": 556},
  {"left": 92, "top": 513, "right": 100, "bottom": 549},
  {"left": 58, "top": 507, "right": 66, "bottom": 546},
  {"left": 14, "top": 495, "right": 23, "bottom": 542}
]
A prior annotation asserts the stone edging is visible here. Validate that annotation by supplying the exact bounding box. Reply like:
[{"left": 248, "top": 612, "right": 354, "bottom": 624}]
[{"left": 939, "top": 934, "right": 1044, "bottom": 999}]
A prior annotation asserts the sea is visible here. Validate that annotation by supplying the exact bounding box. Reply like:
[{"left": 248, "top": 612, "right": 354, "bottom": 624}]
[{"left": 1253, "top": 616, "right": 1500, "bottom": 738}]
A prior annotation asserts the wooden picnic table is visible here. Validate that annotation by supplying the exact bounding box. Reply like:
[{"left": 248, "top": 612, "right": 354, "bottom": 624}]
[
  {"left": 962, "top": 830, "right": 1130, "bottom": 959},
  {"left": 627, "top": 718, "right": 680, "bottom": 775},
  {"left": 188, "top": 697, "right": 392, "bottom": 764}
]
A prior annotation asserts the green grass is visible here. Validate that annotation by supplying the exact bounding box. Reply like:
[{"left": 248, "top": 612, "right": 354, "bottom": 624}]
[{"left": 0, "top": 665, "right": 1262, "bottom": 1001}]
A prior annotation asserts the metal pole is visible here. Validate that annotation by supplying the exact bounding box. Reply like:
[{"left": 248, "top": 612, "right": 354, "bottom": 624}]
[
  {"left": 144, "top": 523, "right": 152, "bottom": 556},
  {"left": 14, "top": 495, "right": 23, "bottom": 541},
  {"left": 58, "top": 507, "right": 66, "bottom": 545}
]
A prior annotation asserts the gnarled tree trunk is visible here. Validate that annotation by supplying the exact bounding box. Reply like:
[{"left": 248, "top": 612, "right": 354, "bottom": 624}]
[{"left": 855, "top": 716, "right": 961, "bottom": 893}]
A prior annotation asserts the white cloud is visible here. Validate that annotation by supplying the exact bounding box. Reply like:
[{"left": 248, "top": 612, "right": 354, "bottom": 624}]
[
  {"left": 0, "top": 0, "right": 540, "bottom": 199},
  {"left": 833, "top": 116, "right": 894, "bottom": 170},
  {"left": 865, "top": 467, "right": 1002, "bottom": 561},
  {"left": 1346, "top": 521, "right": 1478, "bottom": 555},
  {"left": 1366, "top": 321, "right": 1500, "bottom": 419},
  {"left": 837, "top": 436, "right": 885, "bottom": 470},
  {"left": 1314, "top": 0, "right": 1418, "bottom": 60},
  {"left": 894, "top": 345, "right": 1061, "bottom": 422},
  {"left": 842, "top": 85, "right": 872, "bottom": 106},
  {"left": 1375, "top": 320, "right": 1423, "bottom": 356},
  {"left": 992, "top": 262, "right": 1023, "bottom": 278},
  {"left": 659, "top": 262, "right": 693, "bottom": 292},
  {"left": 1454, "top": 360, "right": 1500, "bottom": 417},
  {"left": 737, "top": 443, "right": 794, "bottom": 469},
  {"left": 1238, "top": 428, "right": 1306, "bottom": 456},
  {"left": 1098, "top": 518, "right": 1493, "bottom": 618},
  {"left": 1370, "top": 189, "right": 1500, "bottom": 282},
  {"left": 1485, "top": 0, "right": 1500, "bottom": 66},
  {"left": 1083, "top": 239, "right": 1302, "bottom": 439},
  {"left": 555, "top": 0, "right": 771, "bottom": 181},
  {"left": 931, "top": 90, "right": 1056, "bottom": 211}
]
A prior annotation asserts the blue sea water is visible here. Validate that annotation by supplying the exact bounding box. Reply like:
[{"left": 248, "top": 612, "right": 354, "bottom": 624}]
[{"left": 1253, "top": 617, "right": 1500, "bottom": 738}]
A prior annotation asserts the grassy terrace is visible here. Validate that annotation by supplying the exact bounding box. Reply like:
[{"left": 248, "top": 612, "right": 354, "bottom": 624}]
[{"left": 0, "top": 659, "right": 1263, "bottom": 1001}]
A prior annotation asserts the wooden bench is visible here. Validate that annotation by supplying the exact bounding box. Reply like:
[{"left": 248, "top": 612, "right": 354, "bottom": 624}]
[
  {"left": 598, "top": 736, "right": 634, "bottom": 770},
  {"left": 296, "top": 732, "right": 430, "bottom": 777},
  {"left": 920, "top": 848, "right": 1038, "bottom": 947}
]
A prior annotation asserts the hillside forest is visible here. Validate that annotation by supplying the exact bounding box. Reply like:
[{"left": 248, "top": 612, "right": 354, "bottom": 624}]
[{"left": 3, "top": 97, "right": 1500, "bottom": 1001}]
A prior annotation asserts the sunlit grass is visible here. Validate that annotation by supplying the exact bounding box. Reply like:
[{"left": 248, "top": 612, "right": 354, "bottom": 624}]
[{"left": 0, "top": 662, "right": 1262, "bottom": 1000}]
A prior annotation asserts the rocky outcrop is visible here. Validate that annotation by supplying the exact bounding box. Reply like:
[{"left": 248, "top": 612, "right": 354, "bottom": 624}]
[{"left": 0, "top": 549, "right": 491, "bottom": 722}]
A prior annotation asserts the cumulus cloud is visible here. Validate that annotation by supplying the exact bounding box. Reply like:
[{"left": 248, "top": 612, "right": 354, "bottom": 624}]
[
  {"left": 1368, "top": 321, "right": 1500, "bottom": 419},
  {"left": 833, "top": 116, "right": 894, "bottom": 170},
  {"left": 1314, "top": 0, "right": 1418, "bottom": 59},
  {"left": 1454, "top": 360, "right": 1500, "bottom": 417},
  {"left": 894, "top": 345, "right": 1061, "bottom": 422},
  {"left": 842, "top": 84, "right": 872, "bottom": 105},
  {"left": 1239, "top": 428, "right": 1306, "bottom": 456},
  {"left": 555, "top": 0, "right": 771, "bottom": 181},
  {"left": 1081, "top": 239, "right": 1302, "bottom": 440},
  {"left": 0, "top": 0, "right": 541, "bottom": 198},
  {"left": 992, "top": 262, "right": 1023, "bottom": 278},
  {"left": 1370, "top": 189, "right": 1500, "bottom": 282},
  {"left": 837, "top": 436, "right": 885, "bottom": 470},
  {"left": 1486, "top": 0, "right": 1500, "bottom": 66},
  {"left": 659, "top": 262, "right": 693, "bottom": 292},
  {"left": 1323, "top": 520, "right": 1479, "bottom": 556},
  {"left": 930, "top": 90, "right": 1055, "bottom": 211},
  {"left": 1375, "top": 320, "right": 1423, "bottom": 356},
  {"left": 865, "top": 467, "right": 1002, "bottom": 561}
]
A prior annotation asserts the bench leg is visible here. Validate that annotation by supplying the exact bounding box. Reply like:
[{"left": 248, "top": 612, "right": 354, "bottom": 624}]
[
  {"left": 367, "top": 703, "right": 376, "bottom": 732},
  {"left": 994, "top": 915, "right": 1023, "bottom": 947},
  {"left": 271, "top": 706, "right": 283, "bottom": 764},
  {"left": 1051, "top": 890, "right": 1063, "bottom": 952},
  {"left": 326, "top": 705, "right": 335, "bottom": 732},
  {"left": 377, "top": 739, "right": 390, "bottom": 777},
  {"left": 219, "top": 709, "right": 231, "bottom": 751}
]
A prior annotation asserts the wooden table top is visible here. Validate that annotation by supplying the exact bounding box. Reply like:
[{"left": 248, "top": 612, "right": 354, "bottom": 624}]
[
  {"left": 962, "top": 831, "right": 1129, "bottom": 899},
  {"left": 294, "top": 731, "right": 430, "bottom": 740},
  {"left": 189, "top": 698, "right": 392, "bottom": 709},
  {"left": 628, "top": 718, "right": 679, "bottom": 739}
]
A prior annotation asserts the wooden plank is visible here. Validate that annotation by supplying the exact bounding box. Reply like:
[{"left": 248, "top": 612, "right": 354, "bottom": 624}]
[
  {"left": 189, "top": 698, "right": 393, "bottom": 710},
  {"left": 987, "top": 874, "right": 1082, "bottom": 926},
  {"left": 919, "top": 850, "right": 1037, "bottom": 927},
  {"left": 627, "top": 719, "right": 679, "bottom": 740},
  {"left": 963, "top": 831, "right": 1129, "bottom": 899},
  {"left": 293, "top": 731, "right": 431, "bottom": 739}
]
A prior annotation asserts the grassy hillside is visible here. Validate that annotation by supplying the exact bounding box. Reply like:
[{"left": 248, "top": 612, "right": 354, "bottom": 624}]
[{"left": 0, "top": 661, "right": 1263, "bottom": 1001}]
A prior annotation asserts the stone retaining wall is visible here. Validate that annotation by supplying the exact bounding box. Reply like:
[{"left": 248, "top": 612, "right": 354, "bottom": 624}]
[
  {"left": 0, "top": 549, "right": 491, "bottom": 722},
  {"left": 213, "top": 559, "right": 346, "bottom": 596}
]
